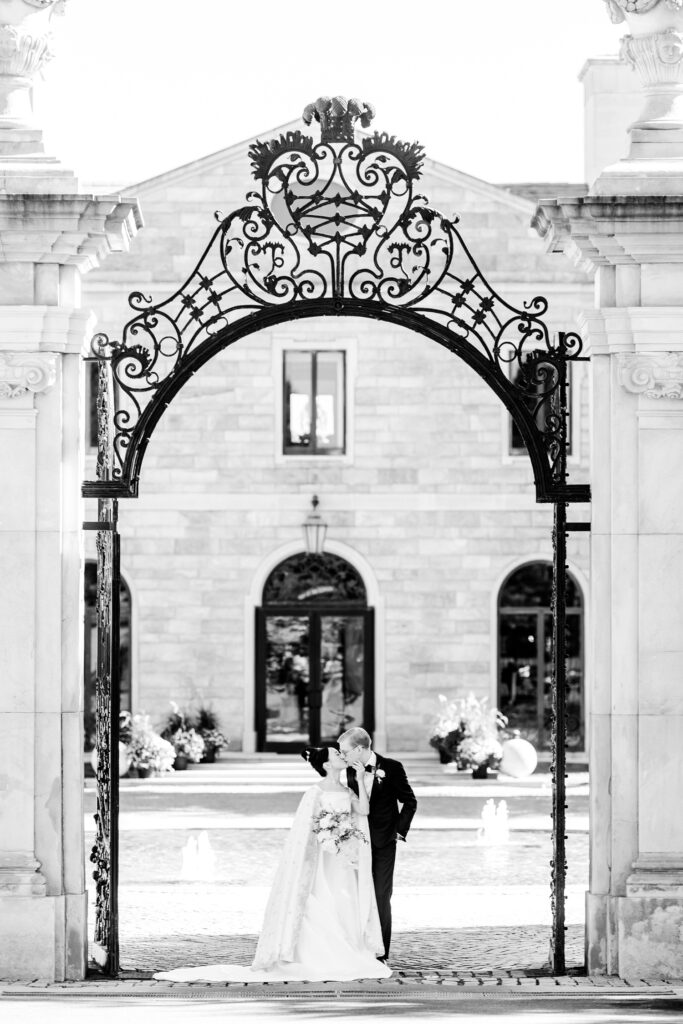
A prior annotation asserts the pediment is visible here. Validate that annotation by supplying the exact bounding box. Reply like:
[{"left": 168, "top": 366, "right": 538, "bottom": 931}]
[{"left": 123, "top": 119, "right": 545, "bottom": 227}]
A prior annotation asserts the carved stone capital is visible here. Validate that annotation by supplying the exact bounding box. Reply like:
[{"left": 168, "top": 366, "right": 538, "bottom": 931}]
[
  {"left": 618, "top": 352, "right": 683, "bottom": 398},
  {"left": 0, "top": 351, "right": 56, "bottom": 398}
]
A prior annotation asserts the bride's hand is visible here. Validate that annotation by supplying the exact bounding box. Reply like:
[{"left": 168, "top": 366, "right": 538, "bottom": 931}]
[{"left": 349, "top": 760, "right": 365, "bottom": 774}]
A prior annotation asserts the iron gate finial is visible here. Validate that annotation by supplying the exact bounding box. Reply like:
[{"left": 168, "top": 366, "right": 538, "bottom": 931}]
[{"left": 302, "top": 95, "right": 376, "bottom": 143}]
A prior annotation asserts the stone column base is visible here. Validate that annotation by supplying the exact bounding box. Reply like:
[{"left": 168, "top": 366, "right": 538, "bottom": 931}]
[
  {"left": 586, "top": 891, "right": 617, "bottom": 976},
  {"left": 587, "top": 886, "right": 683, "bottom": 981},
  {"left": 0, "top": 892, "right": 87, "bottom": 981}
]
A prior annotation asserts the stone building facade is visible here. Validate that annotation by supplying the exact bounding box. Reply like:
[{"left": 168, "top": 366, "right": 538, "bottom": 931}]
[{"left": 82, "top": 129, "right": 593, "bottom": 755}]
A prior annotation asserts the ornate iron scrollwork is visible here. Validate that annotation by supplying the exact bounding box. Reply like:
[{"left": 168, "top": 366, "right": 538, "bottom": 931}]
[
  {"left": 263, "top": 553, "right": 367, "bottom": 605},
  {"left": 86, "top": 97, "right": 586, "bottom": 503}
]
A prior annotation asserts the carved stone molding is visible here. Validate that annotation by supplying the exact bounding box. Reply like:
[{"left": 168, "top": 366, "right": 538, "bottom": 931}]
[
  {"left": 0, "top": 351, "right": 56, "bottom": 398},
  {"left": 0, "top": 852, "right": 47, "bottom": 896},
  {"left": 618, "top": 352, "right": 683, "bottom": 398}
]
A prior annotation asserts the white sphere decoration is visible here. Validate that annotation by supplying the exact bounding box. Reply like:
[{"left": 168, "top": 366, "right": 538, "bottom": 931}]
[
  {"left": 90, "top": 742, "right": 132, "bottom": 778},
  {"left": 500, "top": 735, "right": 537, "bottom": 778}
]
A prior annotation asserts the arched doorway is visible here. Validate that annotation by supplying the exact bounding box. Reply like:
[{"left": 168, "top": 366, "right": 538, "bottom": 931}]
[
  {"left": 83, "top": 561, "right": 132, "bottom": 755},
  {"left": 498, "top": 561, "right": 584, "bottom": 751},
  {"left": 256, "top": 552, "right": 373, "bottom": 751}
]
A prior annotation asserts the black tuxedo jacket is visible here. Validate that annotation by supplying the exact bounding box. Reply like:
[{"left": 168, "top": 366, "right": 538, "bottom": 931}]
[{"left": 347, "top": 753, "right": 417, "bottom": 849}]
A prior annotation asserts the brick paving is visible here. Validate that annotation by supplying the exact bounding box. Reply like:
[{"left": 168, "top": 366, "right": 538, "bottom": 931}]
[{"left": 115, "top": 925, "right": 585, "bottom": 977}]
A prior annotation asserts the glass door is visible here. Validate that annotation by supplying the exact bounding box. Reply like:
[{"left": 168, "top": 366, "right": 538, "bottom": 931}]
[
  {"left": 259, "top": 614, "right": 311, "bottom": 750},
  {"left": 256, "top": 608, "right": 374, "bottom": 752},
  {"left": 319, "top": 614, "right": 367, "bottom": 745}
]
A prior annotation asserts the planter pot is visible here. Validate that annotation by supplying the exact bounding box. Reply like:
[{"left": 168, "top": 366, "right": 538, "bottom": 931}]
[
  {"left": 471, "top": 764, "right": 489, "bottom": 780},
  {"left": 174, "top": 754, "right": 189, "bottom": 771},
  {"left": 201, "top": 748, "right": 216, "bottom": 764},
  {"left": 136, "top": 766, "right": 153, "bottom": 779}
]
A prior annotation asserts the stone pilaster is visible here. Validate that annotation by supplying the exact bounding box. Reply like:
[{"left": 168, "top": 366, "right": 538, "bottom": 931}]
[
  {"left": 535, "top": 123, "right": 683, "bottom": 974},
  {"left": 0, "top": 195, "right": 141, "bottom": 985}
]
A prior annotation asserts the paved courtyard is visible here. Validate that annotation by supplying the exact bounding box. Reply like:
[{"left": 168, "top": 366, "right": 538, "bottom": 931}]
[{"left": 83, "top": 756, "right": 589, "bottom": 976}]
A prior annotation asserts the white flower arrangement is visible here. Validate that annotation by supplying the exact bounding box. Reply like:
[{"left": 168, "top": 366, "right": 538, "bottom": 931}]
[
  {"left": 126, "top": 713, "right": 175, "bottom": 773},
  {"left": 312, "top": 808, "right": 369, "bottom": 865},
  {"left": 429, "top": 693, "right": 507, "bottom": 769},
  {"left": 172, "top": 727, "right": 205, "bottom": 763},
  {"left": 374, "top": 768, "right": 386, "bottom": 783}
]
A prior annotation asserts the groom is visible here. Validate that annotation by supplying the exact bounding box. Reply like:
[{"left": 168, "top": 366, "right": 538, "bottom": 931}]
[{"left": 338, "top": 727, "right": 417, "bottom": 962}]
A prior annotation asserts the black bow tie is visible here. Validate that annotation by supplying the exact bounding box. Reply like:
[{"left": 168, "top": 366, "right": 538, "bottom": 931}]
[{"left": 364, "top": 765, "right": 375, "bottom": 773}]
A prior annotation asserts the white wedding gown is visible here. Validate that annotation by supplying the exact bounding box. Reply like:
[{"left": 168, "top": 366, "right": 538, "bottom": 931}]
[{"left": 154, "top": 787, "right": 391, "bottom": 983}]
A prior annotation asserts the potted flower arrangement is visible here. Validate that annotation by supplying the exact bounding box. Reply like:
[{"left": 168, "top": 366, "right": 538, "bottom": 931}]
[
  {"left": 126, "top": 713, "right": 175, "bottom": 777},
  {"left": 429, "top": 694, "right": 468, "bottom": 766},
  {"left": 171, "top": 727, "right": 205, "bottom": 770},
  {"left": 429, "top": 693, "right": 507, "bottom": 777},
  {"left": 194, "top": 705, "right": 229, "bottom": 763}
]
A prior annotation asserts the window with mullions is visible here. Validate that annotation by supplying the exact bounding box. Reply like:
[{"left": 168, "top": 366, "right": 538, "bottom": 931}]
[
  {"left": 498, "top": 561, "right": 584, "bottom": 751},
  {"left": 509, "top": 360, "right": 572, "bottom": 457},
  {"left": 283, "top": 350, "right": 345, "bottom": 455}
]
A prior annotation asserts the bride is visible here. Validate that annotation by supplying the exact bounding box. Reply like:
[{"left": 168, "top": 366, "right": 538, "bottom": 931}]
[{"left": 154, "top": 745, "right": 392, "bottom": 982}]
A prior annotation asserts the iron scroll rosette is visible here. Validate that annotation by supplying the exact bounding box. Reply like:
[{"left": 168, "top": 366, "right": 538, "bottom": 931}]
[{"left": 85, "top": 102, "right": 588, "bottom": 503}]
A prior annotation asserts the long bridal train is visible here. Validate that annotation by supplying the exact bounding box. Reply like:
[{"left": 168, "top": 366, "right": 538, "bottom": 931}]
[{"left": 154, "top": 787, "right": 391, "bottom": 983}]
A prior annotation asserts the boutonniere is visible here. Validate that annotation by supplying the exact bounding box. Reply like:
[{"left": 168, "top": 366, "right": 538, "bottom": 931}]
[{"left": 375, "top": 768, "right": 386, "bottom": 783}]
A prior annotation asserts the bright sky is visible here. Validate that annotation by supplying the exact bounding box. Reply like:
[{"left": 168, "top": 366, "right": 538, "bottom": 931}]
[{"left": 36, "top": 0, "right": 623, "bottom": 189}]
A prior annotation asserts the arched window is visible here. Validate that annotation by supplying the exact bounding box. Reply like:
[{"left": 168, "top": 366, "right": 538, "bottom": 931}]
[
  {"left": 257, "top": 553, "right": 372, "bottom": 752},
  {"left": 498, "top": 561, "right": 584, "bottom": 750},
  {"left": 84, "top": 562, "right": 132, "bottom": 752}
]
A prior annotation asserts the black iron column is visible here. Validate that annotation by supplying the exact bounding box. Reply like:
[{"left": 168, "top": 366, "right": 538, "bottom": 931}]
[
  {"left": 549, "top": 344, "right": 569, "bottom": 975},
  {"left": 550, "top": 498, "right": 567, "bottom": 974},
  {"left": 88, "top": 359, "right": 121, "bottom": 975},
  {"left": 90, "top": 498, "right": 120, "bottom": 975}
]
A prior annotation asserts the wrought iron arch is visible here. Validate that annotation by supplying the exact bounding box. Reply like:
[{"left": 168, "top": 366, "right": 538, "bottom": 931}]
[
  {"left": 83, "top": 95, "right": 588, "bottom": 506},
  {"left": 85, "top": 301, "right": 584, "bottom": 504},
  {"left": 83, "top": 95, "right": 589, "bottom": 978}
]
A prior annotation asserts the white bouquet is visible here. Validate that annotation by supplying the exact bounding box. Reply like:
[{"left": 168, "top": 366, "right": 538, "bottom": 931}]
[{"left": 312, "top": 808, "right": 368, "bottom": 865}]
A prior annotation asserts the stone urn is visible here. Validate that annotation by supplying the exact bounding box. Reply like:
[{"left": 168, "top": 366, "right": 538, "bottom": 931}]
[
  {"left": 0, "top": 0, "right": 64, "bottom": 128},
  {"left": 605, "top": 0, "right": 683, "bottom": 130}
]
